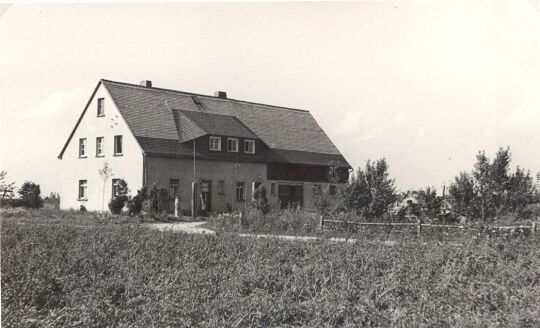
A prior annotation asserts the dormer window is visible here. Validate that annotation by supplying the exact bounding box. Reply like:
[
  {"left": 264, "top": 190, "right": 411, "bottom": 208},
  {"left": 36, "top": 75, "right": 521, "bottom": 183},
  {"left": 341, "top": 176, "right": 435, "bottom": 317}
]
[
  {"left": 209, "top": 136, "right": 221, "bottom": 151},
  {"left": 244, "top": 139, "right": 255, "bottom": 154},
  {"left": 97, "top": 98, "right": 104, "bottom": 116},
  {"left": 227, "top": 138, "right": 238, "bottom": 152}
]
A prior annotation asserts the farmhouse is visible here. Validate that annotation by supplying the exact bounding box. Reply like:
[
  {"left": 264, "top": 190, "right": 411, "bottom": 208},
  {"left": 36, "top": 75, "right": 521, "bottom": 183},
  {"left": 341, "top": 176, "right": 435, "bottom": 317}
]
[{"left": 58, "top": 79, "right": 351, "bottom": 212}]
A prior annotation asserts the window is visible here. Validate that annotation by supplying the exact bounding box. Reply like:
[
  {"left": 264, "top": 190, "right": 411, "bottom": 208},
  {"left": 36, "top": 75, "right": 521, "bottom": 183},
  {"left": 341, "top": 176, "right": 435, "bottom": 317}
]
[
  {"left": 227, "top": 138, "right": 238, "bottom": 152},
  {"left": 235, "top": 182, "right": 245, "bottom": 201},
  {"left": 96, "top": 137, "right": 104, "bottom": 157},
  {"left": 170, "top": 179, "right": 179, "bottom": 197},
  {"left": 218, "top": 180, "right": 225, "bottom": 194},
  {"left": 97, "top": 98, "right": 105, "bottom": 116},
  {"left": 209, "top": 136, "right": 221, "bottom": 151},
  {"left": 244, "top": 139, "right": 255, "bottom": 154},
  {"left": 78, "top": 180, "right": 87, "bottom": 200},
  {"left": 114, "top": 135, "right": 123, "bottom": 155},
  {"left": 79, "top": 138, "right": 87, "bottom": 157},
  {"left": 112, "top": 179, "right": 121, "bottom": 197},
  {"left": 329, "top": 184, "right": 337, "bottom": 196}
]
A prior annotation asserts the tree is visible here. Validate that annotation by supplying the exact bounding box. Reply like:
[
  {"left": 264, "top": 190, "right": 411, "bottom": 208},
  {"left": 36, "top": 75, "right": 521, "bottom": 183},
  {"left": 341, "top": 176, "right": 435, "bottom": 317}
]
[
  {"left": 473, "top": 151, "right": 493, "bottom": 221},
  {"left": 98, "top": 162, "right": 113, "bottom": 214},
  {"left": 413, "top": 186, "right": 441, "bottom": 219},
  {"left": 448, "top": 172, "right": 476, "bottom": 217},
  {"left": 339, "top": 158, "right": 397, "bottom": 219},
  {"left": 506, "top": 166, "right": 535, "bottom": 213},
  {"left": 18, "top": 181, "right": 43, "bottom": 209},
  {"left": 490, "top": 147, "right": 511, "bottom": 212},
  {"left": 449, "top": 147, "right": 539, "bottom": 221},
  {"left": 0, "top": 171, "right": 15, "bottom": 199}
]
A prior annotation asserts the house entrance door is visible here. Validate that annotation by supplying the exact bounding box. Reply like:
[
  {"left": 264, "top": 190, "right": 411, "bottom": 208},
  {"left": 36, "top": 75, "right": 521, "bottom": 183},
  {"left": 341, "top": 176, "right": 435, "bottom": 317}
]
[
  {"left": 200, "top": 180, "right": 211, "bottom": 213},
  {"left": 278, "top": 184, "right": 303, "bottom": 209}
]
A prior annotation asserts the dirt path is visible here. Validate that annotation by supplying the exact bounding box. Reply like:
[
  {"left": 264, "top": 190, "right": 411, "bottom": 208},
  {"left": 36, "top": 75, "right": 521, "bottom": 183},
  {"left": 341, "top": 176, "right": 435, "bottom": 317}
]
[
  {"left": 146, "top": 221, "right": 216, "bottom": 235},
  {"left": 146, "top": 221, "right": 368, "bottom": 244}
]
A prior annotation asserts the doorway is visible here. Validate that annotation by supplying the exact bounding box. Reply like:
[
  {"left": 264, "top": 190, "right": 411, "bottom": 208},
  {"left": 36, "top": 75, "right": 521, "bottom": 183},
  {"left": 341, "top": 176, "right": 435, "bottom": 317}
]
[
  {"left": 278, "top": 184, "right": 303, "bottom": 209},
  {"left": 200, "top": 180, "right": 212, "bottom": 213}
]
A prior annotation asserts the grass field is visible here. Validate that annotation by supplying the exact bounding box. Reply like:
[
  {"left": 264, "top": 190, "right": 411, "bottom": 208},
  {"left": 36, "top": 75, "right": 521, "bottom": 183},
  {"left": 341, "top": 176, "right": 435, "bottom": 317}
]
[{"left": 2, "top": 210, "right": 540, "bottom": 327}]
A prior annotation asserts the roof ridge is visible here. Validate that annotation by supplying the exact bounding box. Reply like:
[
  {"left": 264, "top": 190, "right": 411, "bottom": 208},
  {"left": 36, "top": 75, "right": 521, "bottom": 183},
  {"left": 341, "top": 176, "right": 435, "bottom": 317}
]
[{"left": 100, "top": 79, "right": 309, "bottom": 113}]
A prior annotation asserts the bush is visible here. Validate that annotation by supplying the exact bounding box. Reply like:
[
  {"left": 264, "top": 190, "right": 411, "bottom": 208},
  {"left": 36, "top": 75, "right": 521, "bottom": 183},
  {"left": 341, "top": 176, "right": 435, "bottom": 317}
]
[
  {"left": 127, "top": 194, "right": 144, "bottom": 216},
  {"left": 251, "top": 184, "right": 270, "bottom": 215},
  {"left": 108, "top": 179, "right": 129, "bottom": 215},
  {"left": 108, "top": 197, "right": 125, "bottom": 214},
  {"left": 0, "top": 198, "right": 26, "bottom": 208},
  {"left": 18, "top": 181, "right": 43, "bottom": 209}
]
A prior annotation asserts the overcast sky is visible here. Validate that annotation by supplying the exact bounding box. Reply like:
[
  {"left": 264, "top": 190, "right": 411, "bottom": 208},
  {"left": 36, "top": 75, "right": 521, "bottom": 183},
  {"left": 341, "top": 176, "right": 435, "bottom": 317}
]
[{"left": 0, "top": 1, "right": 539, "bottom": 195}]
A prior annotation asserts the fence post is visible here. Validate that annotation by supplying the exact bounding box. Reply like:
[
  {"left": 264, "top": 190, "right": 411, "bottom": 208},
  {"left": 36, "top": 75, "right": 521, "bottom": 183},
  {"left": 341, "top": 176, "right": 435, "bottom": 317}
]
[
  {"left": 319, "top": 215, "right": 324, "bottom": 230},
  {"left": 417, "top": 217, "right": 422, "bottom": 237},
  {"left": 239, "top": 211, "right": 244, "bottom": 226},
  {"left": 532, "top": 222, "right": 537, "bottom": 235}
]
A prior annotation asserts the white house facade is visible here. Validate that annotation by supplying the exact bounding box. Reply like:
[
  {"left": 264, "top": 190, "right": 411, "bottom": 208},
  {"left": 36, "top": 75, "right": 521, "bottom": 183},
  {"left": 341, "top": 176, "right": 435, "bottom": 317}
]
[{"left": 58, "top": 79, "right": 351, "bottom": 213}]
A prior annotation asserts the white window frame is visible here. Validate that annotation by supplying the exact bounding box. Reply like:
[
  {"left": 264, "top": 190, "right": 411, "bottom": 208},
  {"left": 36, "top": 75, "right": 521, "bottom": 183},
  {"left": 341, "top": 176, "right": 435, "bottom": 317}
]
[
  {"left": 227, "top": 138, "right": 239, "bottom": 153},
  {"left": 170, "top": 179, "right": 180, "bottom": 197},
  {"left": 112, "top": 179, "right": 121, "bottom": 197},
  {"left": 114, "top": 135, "right": 123, "bottom": 155},
  {"left": 244, "top": 139, "right": 255, "bottom": 154},
  {"left": 96, "top": 137, "right": 104, "bottom": 157},
  {"left": 79, "top": 138, "right": 87, "bottom": 158},
  {"left": 78, "top": 180, "right": 87, "bottom": 200},
  {"left": 235, "top": 182, "right": 245, "bottom": 201},
  {"left": 97, "top": 98, "right": 105, "bottom": 116},
  {"left": 209, "top": 136, "right": 221, "bottom": 151}
]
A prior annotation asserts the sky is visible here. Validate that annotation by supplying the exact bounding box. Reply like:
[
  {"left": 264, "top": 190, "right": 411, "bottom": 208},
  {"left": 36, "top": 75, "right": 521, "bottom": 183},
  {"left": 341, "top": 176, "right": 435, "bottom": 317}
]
[{"left": 0, "top": 1, "right": 539, "bottom": 196}]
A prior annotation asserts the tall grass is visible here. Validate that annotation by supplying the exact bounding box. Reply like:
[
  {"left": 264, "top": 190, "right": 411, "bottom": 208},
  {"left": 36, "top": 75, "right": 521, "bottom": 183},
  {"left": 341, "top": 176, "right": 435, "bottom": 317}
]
[
  {"left": 207, "top": 208, "right": 320, "bottom": 235},
  {"left": 2, "top": 215, "right": 540, "bottom": 327}
]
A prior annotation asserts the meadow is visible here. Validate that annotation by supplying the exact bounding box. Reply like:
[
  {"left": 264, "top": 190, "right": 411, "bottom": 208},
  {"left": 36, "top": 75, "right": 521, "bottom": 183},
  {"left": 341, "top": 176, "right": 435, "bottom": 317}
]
[{"left": 2, "top": 209, "right": 540, "bottom": 327}]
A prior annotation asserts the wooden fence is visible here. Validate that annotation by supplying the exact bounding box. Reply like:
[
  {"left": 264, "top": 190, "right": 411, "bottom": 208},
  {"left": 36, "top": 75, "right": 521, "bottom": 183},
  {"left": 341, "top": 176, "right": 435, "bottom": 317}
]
[{"left": 320, "top": 217, "right": 539, "bottom": 237}]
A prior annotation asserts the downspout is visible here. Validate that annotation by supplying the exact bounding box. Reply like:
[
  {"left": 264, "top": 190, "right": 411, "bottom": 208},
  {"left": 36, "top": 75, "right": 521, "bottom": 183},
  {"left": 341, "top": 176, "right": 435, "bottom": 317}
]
[{"left": 142, "top": 152, "right": 147, "bottom": 187}]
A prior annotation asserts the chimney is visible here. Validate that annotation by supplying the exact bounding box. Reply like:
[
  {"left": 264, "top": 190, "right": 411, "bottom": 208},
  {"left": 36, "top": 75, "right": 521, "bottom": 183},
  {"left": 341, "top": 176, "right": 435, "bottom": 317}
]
[
  {"left": 214, "top": 91, "right": 227, "bottom": 99},
  {"left": 140, "top": 80, "right": 152, "bottom": 88}
]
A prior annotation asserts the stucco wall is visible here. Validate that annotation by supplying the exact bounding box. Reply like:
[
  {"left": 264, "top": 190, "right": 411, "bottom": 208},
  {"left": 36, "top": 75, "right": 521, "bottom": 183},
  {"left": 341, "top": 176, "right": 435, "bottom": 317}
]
[
  {"left": 145, "top": 156, "right": 336, "bottom": 212},
  {"left": 145, "top": 156, "right": 268, "bottom": 212},
  {"left": 59, "top": 84, "right": 144, "bottom": 211}
]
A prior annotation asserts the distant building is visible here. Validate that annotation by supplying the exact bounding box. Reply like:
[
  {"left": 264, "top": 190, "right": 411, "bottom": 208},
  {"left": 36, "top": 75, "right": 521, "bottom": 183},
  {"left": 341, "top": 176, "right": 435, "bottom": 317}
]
[{"left": 58, "top": 79, "right": 351, "bottom": 212}]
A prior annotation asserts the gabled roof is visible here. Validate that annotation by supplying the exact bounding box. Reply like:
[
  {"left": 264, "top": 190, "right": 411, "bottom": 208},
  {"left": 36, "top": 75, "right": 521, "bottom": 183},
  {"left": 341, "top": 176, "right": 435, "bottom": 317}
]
[
  {"left": 175, "top": 110, "right": 258, "bottom": 142},
  {"left": 102, "top": 80, "right": 342, "bottom": 154},
  {"left": 59, "top": 79, "right": 351, "bottom": 167}
]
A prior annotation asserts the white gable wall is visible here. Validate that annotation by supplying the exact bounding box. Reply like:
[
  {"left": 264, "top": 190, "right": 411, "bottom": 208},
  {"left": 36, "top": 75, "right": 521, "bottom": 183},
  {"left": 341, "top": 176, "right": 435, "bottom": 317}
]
[{"left": 59, "top": 83, "right": 144, "bottom": 211}]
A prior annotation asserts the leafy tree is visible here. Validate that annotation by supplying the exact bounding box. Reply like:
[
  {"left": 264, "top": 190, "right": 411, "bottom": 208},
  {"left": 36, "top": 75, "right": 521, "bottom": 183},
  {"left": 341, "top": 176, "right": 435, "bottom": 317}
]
[
  {"left": 490, "top": 147, "right": 511, "bottom": 212},
  {"left": 18, "top": 181, "right": 43, "bottom": 209},
  {"left": 0, "top": 171, "right": 15, "bottom": 199},
  {"left": 506, "top": 167, "right": 535, "bottom": 213},
  {"left": 412, "top": 186, "right": 441, "bottom": 219},
  {"left": 339, "top": 158, "right": 397, "bottom": 219},
  {"left": 448, "top": 172, "right": 476, "bottom": 217},
  {"left": 473, "top": 151, "right": 494, "bottom": 221},
  {"left": 449, "top": 147, "right": 538, "bottom": 221}
]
